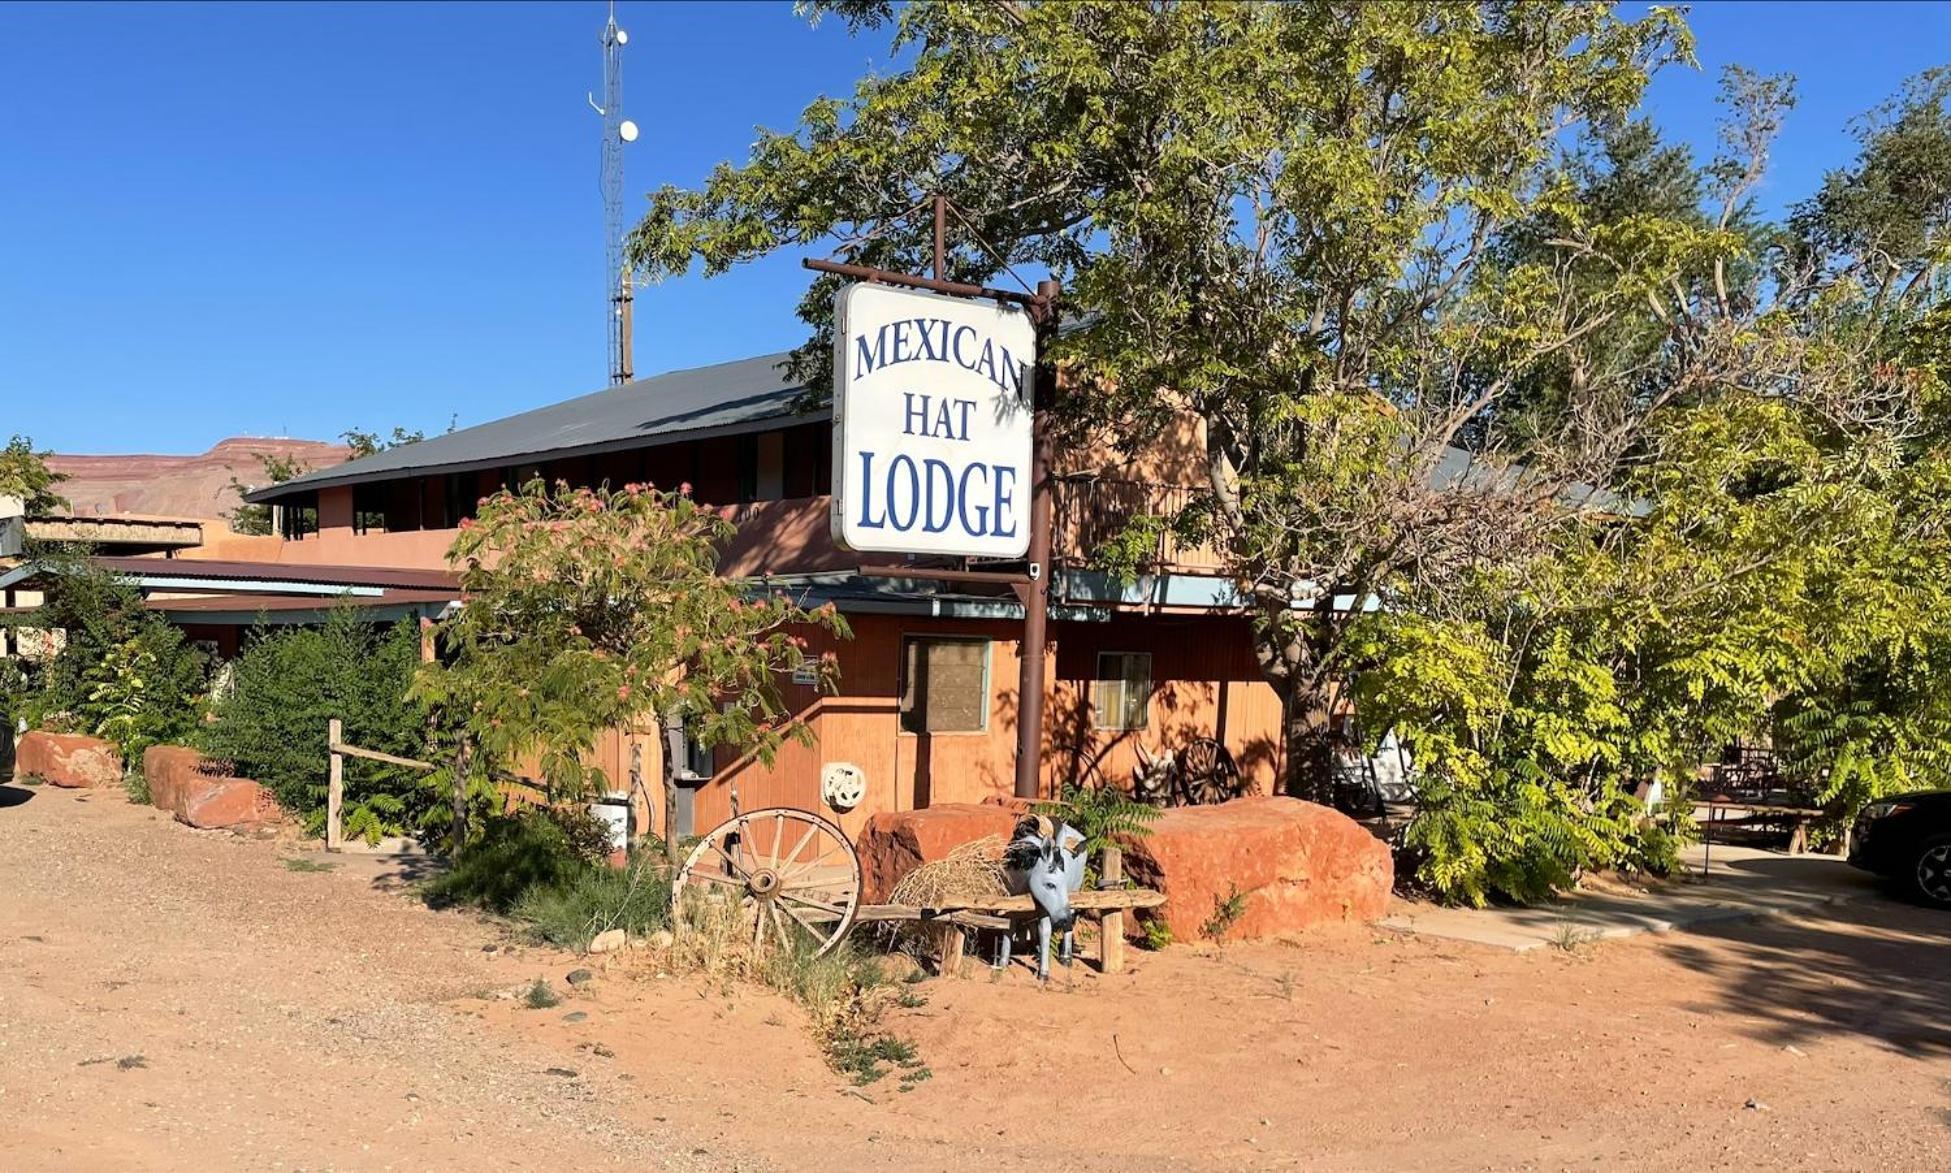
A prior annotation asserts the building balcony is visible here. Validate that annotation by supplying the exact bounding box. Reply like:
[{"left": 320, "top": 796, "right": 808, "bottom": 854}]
[{"left": 181, "top": 483, "right": 1225, "bottom": 581}]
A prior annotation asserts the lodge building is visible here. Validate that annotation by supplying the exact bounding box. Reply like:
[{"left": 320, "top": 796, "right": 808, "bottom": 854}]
[{"left": 27, "top": 351, "right": 1293, "bottom": 841}]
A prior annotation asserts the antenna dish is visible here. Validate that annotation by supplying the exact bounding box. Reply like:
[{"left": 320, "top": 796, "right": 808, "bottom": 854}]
[
  {"left": 618, "top": 119, "right": 640, "bottom": 143},
  {"left": 616, "top": 28, "right": 628, "bottom": 45}
]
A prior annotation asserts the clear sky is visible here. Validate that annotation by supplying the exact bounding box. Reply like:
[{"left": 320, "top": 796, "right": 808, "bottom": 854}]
[{"left": 2, "top": 1, "right": 1946, "bottom": 454}]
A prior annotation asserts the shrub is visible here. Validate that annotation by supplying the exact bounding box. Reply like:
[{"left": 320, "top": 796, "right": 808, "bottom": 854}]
[
  {"left": 15, "top": 551, "right": 209, "bottom": 761},
  {"left": 422, "top": 809, "right": 592, "bottom": 914},
  {"left": 511, "top": 857, "right": 672, "bottom": 949},
  {"left": 1034, "top": 778, "right": 1160, "bottom": 883},
  {"left": 199, "top": 609, "right": 435, "bottom": 841}
]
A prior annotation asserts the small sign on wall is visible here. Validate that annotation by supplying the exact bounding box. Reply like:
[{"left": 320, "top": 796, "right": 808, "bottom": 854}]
[
  {"left": 830, "top": 282, "right": 1037, "bottom": 559},
  {"left": 791, "top": 662, "right": 819, "bottom": 687}
]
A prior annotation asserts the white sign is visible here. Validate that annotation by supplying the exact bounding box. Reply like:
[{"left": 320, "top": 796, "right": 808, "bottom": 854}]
[{"left": 830, "top": 282, "right": 1036, "bottom": 559}]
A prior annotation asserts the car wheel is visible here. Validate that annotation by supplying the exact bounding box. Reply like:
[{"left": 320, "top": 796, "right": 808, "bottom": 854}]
[{"left": 1911, "top": 834, "right": 1951, "bottom": 909}]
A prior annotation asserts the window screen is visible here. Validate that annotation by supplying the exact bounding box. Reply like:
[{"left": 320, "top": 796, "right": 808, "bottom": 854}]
[
  {"left": 900, "top": 637, "right": 990, "bottom": 733},
  {"left": 1093, "top": 652, "right": 1153, "bottom": 731}
]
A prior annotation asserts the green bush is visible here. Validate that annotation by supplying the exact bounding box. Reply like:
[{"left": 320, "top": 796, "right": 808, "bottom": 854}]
[
  {"left": 512, "top": 859, "right": 671, "bottom": 949},
  {"left": 15, "top": 551, "right": 207, "bottom": 761},
  {"left": 422, "top": 809, "right": 588, "bottom": 913},
  {"left": 199, "top": 609, "right": 434, "bottom": 841},
  {"left": 424, "top": 807, "right": 670, "bottom": 949}
]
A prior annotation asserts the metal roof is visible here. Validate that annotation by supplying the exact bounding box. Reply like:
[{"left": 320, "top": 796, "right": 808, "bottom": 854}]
[
  {"left": 0, "top": 556, "right": 458, "bottom": 594},
  {"left": 247, "top": 351, "right": 813, "bottom": 504}
]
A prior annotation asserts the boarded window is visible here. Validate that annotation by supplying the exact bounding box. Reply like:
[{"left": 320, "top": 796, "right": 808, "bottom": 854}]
[
  {"left": 900, "top": 637, "right": 990, "bottom": 733},
  {"left": 1092, "top": 652, "right": 1153, "bottom": 731}
]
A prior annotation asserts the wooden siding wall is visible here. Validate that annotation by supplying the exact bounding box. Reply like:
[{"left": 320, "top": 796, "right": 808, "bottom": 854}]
[{"left": 681, "top": 612, "right": 1282, "bottom": 838}]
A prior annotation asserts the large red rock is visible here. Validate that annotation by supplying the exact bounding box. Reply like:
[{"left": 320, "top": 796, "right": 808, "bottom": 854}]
[
  {"left": 856, "top": 803, "right": 1021, "bottom": 903},
  {"left": 1120, "top": 796, "right": 1392, "bottom": 942},
  {"left": 143, "top": 745, "right": 282, "bottom": 830},
  {"left": 15, "top": 731, "right": 122, "bottom": 788}
]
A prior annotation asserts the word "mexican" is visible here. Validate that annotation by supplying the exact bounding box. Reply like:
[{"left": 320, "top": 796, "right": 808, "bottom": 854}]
[{"left": 853, "top": 316, "right": 1028, "bottom": 399}]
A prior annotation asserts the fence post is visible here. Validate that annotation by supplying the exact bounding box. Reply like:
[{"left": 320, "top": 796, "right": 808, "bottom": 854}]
[
  {"left": 326, "top": 717, "right": 344, "bottom": 852},
  {"left": 1099, "top": 845, "right": 1126, "bottom": 974}
]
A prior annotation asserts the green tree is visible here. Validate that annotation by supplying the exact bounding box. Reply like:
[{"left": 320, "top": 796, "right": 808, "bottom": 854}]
[
  {"left": 340, "top": 425, "right": 432, "bottom": 459},
  {"left": 1347, "top": 69, "right": 1951, "bottom": 902},
  {"left": 224, "top": 451, "right": 310, "bottom": 537},
  {"left": 200, "top": 610, "right": 438, "bottom": 842},
  {"left": 626, "top": 1, "right": 1726, "bottom": 795},
  {"left": 412, "top": 479, "right": 849, "bottom": 843},
  {"left": 11, "top": 551, "right": 207, "bottom": 761},
  {"left": 0, "top": 434, "right": 68, "bottom": 515}
]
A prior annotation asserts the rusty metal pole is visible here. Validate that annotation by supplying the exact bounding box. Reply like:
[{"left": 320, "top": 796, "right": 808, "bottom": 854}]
[
  {"left": 1013, "top": 277, "right": 1060, "bottom": 801},
  {"left": 933, "top": 193, "right": 947, "bottom": 282}
]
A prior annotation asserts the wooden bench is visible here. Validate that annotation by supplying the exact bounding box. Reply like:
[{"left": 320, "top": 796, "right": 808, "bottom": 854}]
[
  {"left": 854, "top": 847, "right": 1165, "bottom": 975},
  {"left": 1696, "top": 799, "right": 1831, "bottom": 857}
]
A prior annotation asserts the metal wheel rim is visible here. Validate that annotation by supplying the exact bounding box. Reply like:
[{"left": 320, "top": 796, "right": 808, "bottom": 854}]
[
  {"left": 670, "top": 807, "right": 862, "bottom": 957},
  {"left": 1918, "top": 844, "right": 1951, "bottom": 903}
]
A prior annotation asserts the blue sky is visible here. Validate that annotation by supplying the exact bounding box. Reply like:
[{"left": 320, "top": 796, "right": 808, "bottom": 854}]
[{"left": 2, "top": 1, "right": 1946, "bottom": 454}]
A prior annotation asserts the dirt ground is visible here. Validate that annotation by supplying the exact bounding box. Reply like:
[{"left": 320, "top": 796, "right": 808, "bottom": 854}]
[{"left": 2, "top": 781, "right": 1946, "bottom": 1171}]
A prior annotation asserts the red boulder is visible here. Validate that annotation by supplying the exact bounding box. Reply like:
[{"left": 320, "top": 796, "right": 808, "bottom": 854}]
[
  {"left": 15, "top": 731, "right": 122, "bottom": 788},
  {"left": 1120, "top": 796, "right": 1392, "bottom": 941},
  {"left": 856, "top": 803, "right": 1021, "bottom": 903},
  {"left": 142, "top": 745, "right": 282, "bottom": 830}
]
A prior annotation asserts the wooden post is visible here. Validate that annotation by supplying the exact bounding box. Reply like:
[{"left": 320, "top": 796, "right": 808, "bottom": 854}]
[
  {"left": 326, "top": 718, "right": 344, "bottom": 852},
  {"left": 1099, "top": 845, "right": 1126, "bottom": 975}
]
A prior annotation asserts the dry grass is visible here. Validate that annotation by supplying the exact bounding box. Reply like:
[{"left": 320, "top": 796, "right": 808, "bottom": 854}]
[
  {"left": 887, "top": 835, "right": 1010, "bottom": 907},
  {"left": 884, "top": 835, "right": 1013, "bottom": 966},
  {"left": 662, "top": 889, "right": 921, "bottom": 1084}
]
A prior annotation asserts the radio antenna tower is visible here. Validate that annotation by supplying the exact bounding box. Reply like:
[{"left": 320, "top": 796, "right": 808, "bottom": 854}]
[{"left": 591, "top": 2, "right": 639, "bottom": 384}]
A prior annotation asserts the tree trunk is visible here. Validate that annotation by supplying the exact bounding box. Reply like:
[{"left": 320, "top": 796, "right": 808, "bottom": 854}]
[
  {"left": 1279, "top": 677, "right": 1338, "bottom": 805},
  {"left": 449, "top": 736, "right": 474, "bottom": 855},
  {"left": 661, "top": 707, "right": 685, "bottom": 864}
]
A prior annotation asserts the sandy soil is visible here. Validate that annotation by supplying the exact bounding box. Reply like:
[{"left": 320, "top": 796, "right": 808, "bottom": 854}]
[{"left": 3, "top": 781, "right": 1946, "bottom": 1171}]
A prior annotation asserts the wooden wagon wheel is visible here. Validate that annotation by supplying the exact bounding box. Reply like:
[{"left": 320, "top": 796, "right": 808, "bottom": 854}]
[
  {"left": 670, "top": 807, "right": 861, "bottom": 958},
  {"left": 1174, "top": 737, "right": 1240, "bottom": 806}
]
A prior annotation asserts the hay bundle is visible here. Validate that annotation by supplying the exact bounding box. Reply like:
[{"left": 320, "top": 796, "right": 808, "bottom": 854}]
[{"left": 888, "top": 835, "right": 1011, "bottom": 908}]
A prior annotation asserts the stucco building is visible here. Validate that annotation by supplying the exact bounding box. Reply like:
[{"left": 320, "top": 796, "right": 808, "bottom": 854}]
[{"left": 150, "top": 351, "right": 1290, "bottom": 839}]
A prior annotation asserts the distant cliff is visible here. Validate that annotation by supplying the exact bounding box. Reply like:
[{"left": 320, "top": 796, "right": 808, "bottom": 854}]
[{"left": 46, "top": 437, "right": 351, "bottom": 520}]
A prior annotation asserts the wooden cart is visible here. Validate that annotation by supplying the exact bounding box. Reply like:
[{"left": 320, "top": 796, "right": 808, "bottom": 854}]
[{"left": 671, "top": 807, "right": 1165, "bottom": 975}]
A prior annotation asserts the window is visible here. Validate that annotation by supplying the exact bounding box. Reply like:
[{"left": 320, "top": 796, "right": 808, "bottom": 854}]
[
  {"left": 899, "top": 637, "right": 990, "bottom": 733},
  {"left": 352, "top": 484, "right": 387, "bottom": 535},
  {"left": 1092, "top": 652, "right": 1153, "bottom": 731},
  {"left": 277, "top": 495, "right": 319, "bottom": 540}
]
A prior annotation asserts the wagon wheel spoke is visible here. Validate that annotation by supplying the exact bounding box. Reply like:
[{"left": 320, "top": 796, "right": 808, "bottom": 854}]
[
  {"left": 775, "top": 898, "right": 831, "bottom": 940},
  {"left": 708, "top": 842, "right": 754, "bottom": 882},
  {"left": 672, "top": 807, "right": 861, "bottom": 959},
  {"left": 772, "top": 893, "right": 842, "bottom": 921}
]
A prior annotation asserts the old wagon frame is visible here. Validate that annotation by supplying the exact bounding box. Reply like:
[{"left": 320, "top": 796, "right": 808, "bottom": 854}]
[{"left": 672, "top": 806, "right": 1165, "bottom": 975}]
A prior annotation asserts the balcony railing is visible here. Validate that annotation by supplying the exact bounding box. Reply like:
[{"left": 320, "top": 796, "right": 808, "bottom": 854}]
[{"left": 1053, "top": 476, "right": 1224, "bottom": 574}]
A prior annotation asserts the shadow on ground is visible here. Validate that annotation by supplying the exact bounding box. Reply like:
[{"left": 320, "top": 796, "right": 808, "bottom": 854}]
[
  {"left": 1661, "top": 890, "right": 1951, "bottom": 1059},
  {"left": 0, "top": 783, "right": 36, "bottom": 809}
]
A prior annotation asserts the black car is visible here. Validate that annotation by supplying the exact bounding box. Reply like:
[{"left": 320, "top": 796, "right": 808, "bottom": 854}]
[{"left": 1848, "top": 791, "right": 1951, "bottom": 908}]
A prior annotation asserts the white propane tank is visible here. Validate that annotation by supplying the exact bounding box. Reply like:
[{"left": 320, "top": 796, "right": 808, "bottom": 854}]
[{"left": 589, "top": 796, "right": 632, "bottom": 855}]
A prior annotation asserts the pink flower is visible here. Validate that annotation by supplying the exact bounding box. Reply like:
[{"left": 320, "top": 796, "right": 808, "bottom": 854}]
[
  {"left": 617, "top": 684, "right": 632, "bottom": 701},
  {"left": 679, "top": 482, "right": 694, "bottom": 497},
  {"left": 458, "top": 517, "right": 475, "bottom": 530}
]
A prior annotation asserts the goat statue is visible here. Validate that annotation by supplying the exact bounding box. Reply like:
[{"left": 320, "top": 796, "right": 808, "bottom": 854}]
[{"left": 1001, "top": 814, "right": 1089, "bottom": 981}]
